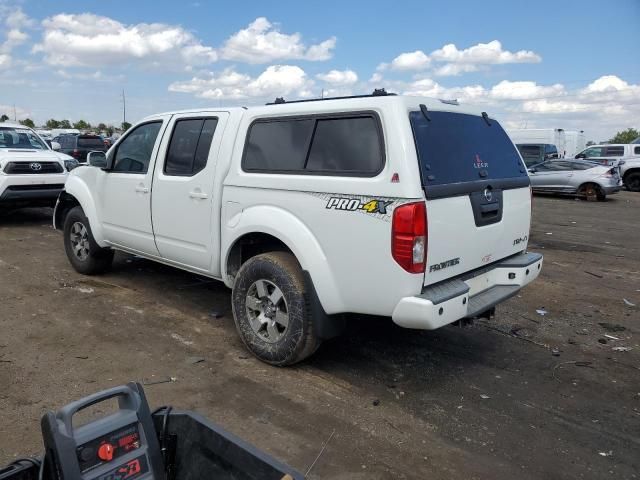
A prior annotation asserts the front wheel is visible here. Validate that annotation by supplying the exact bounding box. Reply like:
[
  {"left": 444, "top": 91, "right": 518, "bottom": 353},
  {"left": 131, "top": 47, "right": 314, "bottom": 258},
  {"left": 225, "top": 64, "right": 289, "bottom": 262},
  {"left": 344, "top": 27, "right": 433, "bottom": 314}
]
[
  {"left": 625, "top": 172, "right": 640, "bottom": 192},
  {"left": 231, "top": 252, "right": 321, "bottom": 366},
  {"left": 63, "top": 206, "right": 114, "bottom": 275}
]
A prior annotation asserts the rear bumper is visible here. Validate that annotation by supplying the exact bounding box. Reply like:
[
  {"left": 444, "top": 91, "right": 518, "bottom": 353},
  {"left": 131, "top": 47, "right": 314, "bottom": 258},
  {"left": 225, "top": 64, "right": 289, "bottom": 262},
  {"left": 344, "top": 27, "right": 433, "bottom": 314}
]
[
  {"left": 392, "top": 252, "right": 543, "bottom": 329},
  {"left": 601, "top": 184, "right": 621, "bottom": 195}
]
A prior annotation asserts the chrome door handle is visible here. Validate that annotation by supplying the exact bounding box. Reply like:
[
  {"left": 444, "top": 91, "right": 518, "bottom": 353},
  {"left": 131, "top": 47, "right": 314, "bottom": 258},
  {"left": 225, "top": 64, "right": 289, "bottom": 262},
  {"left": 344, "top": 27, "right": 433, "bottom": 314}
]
[
  {"left": 135, "top": 185, "right": 149, "bottom": 193},
  {"left": 189, "top": 191, "right": 208, "bottom": 199}
]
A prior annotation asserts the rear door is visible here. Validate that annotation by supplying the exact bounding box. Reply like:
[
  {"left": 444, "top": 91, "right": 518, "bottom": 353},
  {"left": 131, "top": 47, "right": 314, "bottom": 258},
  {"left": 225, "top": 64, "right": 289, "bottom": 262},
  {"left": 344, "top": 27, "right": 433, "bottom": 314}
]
[
  {"left": 409, "top": 110, "right": 531, "bottom": 286},
  {"left": 151, "top": 113, "right": 228, "bottom": 271}
]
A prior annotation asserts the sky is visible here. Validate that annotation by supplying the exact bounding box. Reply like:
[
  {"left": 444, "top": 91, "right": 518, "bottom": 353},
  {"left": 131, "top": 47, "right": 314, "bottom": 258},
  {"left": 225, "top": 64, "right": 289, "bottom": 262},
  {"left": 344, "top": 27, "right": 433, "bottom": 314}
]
[{"left": 0, "top": 0, "right": 639, "bottom": 141}]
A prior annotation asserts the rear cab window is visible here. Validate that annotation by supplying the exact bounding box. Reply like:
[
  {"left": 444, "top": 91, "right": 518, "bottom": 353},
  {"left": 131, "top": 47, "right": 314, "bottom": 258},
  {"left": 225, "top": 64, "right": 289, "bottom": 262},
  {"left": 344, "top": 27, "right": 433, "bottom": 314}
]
[
  {"left": 242, "top": 113, "right": 384, "bottom": 176},
  {"left": 409, "top": 110, "right": 528, "bottom": 198},
  {"left": 77, "top": 136, "right": 105, "bottom": 148}
]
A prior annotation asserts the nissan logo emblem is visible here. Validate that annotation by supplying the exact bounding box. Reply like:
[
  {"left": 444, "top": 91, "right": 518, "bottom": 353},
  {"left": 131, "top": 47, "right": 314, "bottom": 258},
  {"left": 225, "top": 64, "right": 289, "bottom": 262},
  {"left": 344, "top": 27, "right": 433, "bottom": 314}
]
[
  {"left": 483, "top": 187, "right": 493, "bottom": 202},
  {"left": 29, "top": 162, "right": 42, "bottom": 171}
]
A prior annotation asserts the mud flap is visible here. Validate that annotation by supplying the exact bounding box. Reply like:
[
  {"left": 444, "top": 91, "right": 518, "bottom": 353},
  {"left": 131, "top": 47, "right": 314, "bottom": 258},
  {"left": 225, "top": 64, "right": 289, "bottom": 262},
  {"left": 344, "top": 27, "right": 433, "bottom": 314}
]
[{"left": 303, "top": 270, "right": 346, "bottom": 340}]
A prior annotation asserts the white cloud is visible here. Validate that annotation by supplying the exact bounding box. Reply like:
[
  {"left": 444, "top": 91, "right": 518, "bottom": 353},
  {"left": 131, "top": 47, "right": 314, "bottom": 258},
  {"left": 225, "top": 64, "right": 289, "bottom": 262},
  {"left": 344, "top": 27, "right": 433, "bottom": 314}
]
[
  {"left": 221, "top": 17, "right": 335, "bottom": 64},
  {"left": 369, "top": 72, "right": 383, "bottom": 83},
  {"left": 382, "top": 40, "right": 541, "bottom": 77},
  {"left": 0, "top": 7, "right": 34, "bottom": 66},
  {"left": 169, "top": 65, "right": 313, "bottom": 100},
  {"left": 432, "top": 63, "right": 479, "bottom": 76},
  {"left": 33, "top": 13, "right": 217, "bottom": 68},
  {"left": 430, "top": 40, "right": 541, "bottom": 65},
  {"left": 390, "top": 50, "right": 430, "bottom": 71},
  {"left": 404, "top": 78, "right": 487, "bottom": 103},
  {"left": 0, "top": 53, "right": 10, "bottom": 69},
  {"left": 316, "top": 69, "right": 358, "bottom": 85},
  {"left": 490, "top": 80, "right": 565, "bottom": 100}
]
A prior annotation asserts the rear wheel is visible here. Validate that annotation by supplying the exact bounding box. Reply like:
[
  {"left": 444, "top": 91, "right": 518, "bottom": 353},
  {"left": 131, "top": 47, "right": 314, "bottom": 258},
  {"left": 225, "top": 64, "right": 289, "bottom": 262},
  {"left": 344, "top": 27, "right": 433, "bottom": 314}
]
[
  {"left": 63, "top": 206, "right": 114, "bottom": 275},
  {"left": 625, "top": 172, "right": 640, "bottom": 192},
  {"left": 231, "top": 252, "right": 321, "bottom": 366}
]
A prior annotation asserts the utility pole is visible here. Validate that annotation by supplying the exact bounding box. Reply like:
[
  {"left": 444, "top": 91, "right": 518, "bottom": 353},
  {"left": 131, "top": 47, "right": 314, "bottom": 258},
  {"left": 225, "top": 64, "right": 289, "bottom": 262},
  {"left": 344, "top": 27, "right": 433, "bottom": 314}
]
[
  {"left": 122, "top": 90, "right": 126, "bottom": 126},
  {"left": 13, "top": 104, "right": 16, "bottom": 121}
]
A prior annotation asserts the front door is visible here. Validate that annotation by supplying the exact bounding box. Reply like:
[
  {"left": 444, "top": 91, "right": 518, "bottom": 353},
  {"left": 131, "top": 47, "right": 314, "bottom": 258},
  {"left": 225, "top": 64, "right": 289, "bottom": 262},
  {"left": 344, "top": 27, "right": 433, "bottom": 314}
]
[
  {"left": 98, "top": 118, "right": 170, "bottom": 255},
  {"left": 151, "top": 112, "right": 227, "bottom": 271},
  {"left": 529, "top": 161, "right": 573, "bottom": 192}
]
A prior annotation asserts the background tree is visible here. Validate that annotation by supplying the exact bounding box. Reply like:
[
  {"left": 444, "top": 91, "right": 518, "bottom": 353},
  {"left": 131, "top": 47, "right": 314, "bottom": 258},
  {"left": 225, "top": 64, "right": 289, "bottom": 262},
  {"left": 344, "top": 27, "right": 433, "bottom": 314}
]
[
  {"left": 45, "top": 119, "right": 61, "bottom": 129},
  {"left": 106, "top": 125, "right": 114, "bottom": 136},
  {"left": 121, "top": 121, "right": 132, "bottom": 131},
  {"left": 0, "top": 114, "right": 9, "bottom": 122},
  {"left": 97, "top": 123, "right": 107, "bottom": 132},
  {"left": 586, "top": 140, "right": 596, "bottom": 146},
  {"left": 19, "top": 118, "right": 35, "bottom": 128},
  {"left": 73, "top": 119, "right": 91, "bottom": 130},
  {"left": 609, "top": 128, "right": 639, "bottom": 144},
  {"left": 59, "top": 119, "right": 72, "bottom": 129}
]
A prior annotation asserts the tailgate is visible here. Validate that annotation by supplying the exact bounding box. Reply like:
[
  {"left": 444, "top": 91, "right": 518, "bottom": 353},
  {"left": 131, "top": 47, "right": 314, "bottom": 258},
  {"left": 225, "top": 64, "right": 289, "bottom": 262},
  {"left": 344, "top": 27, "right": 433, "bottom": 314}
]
[{"left": 409, "top": 109, "right": 531, "bottom": 287}]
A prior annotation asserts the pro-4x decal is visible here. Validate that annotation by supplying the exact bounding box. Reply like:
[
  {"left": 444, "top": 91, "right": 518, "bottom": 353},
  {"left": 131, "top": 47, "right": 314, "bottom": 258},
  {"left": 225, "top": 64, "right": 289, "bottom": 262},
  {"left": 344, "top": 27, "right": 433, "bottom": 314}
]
[{"left": 326, "top": 197, "right": 393, "bottom": 214}]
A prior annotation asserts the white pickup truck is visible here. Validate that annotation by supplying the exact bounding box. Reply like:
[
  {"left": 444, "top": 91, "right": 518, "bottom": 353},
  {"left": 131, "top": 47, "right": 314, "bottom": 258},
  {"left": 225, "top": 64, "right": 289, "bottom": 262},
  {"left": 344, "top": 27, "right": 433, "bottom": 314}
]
[
  {"left": 54, "top": 93, "right": 543, "bottom": 365},
  {"left": 575, "top": 143, "right": 640, "bottom": 191}
]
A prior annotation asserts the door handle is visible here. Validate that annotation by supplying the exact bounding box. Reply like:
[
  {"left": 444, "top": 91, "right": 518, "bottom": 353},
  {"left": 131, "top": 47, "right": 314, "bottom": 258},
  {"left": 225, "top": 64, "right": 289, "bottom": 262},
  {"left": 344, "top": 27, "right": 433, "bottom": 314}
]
[
  {"left": 135, "top": 185, "right": 149, "bottom": 194},
  {"left": 189, "top": 190, "right": 208, "bottom": 199}
]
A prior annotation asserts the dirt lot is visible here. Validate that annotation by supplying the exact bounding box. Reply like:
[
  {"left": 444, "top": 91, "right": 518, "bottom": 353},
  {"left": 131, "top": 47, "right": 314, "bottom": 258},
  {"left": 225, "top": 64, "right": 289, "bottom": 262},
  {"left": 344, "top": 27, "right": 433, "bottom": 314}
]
[{"left": 1, "top": 191, "right": 639, "bottom": 479}]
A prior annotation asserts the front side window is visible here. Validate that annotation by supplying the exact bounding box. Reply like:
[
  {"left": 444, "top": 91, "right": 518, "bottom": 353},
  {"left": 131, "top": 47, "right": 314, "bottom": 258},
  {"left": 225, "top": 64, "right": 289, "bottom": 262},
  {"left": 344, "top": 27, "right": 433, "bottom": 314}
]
[
  {"left": 242, "top": 113, "right": 384, "bottom": 176},
  {"left": 164, "top": 118, "right": 218, "bottom": 176},
  {"left": 112, "top": 122, "right": 162, "bottom": 173},
  {"left": 582, "top": 147, "right": 603, "bottom": 158}
]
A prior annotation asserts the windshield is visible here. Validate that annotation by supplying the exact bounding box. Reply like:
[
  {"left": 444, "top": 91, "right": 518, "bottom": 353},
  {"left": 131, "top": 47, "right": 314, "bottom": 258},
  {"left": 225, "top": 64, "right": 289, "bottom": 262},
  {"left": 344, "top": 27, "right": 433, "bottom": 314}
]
[
  {"left": 516, "top": 144, "right": 544, "bottom": 167},
  {"left": 0, "top": 126, "right": 48, "bottom": 150},
  {"left": 410, "top": 110, "right": 527, "bottom": 187}
]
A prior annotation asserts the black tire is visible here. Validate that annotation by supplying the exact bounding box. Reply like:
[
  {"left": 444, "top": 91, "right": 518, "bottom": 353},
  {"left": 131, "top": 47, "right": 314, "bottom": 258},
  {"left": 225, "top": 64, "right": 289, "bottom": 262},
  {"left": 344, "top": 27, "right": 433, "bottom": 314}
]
[
  {"left": 63, "top": 206, "right": 114, "bottom": 275},
  {"left": 578, "top": 183, "right": 600, "bottom": 202},
  {"left": 625, "top": 172, "right": 640, "bottom": 192},
  {"left": 231, "top": 252, "right": 321, "bottom": 366}
]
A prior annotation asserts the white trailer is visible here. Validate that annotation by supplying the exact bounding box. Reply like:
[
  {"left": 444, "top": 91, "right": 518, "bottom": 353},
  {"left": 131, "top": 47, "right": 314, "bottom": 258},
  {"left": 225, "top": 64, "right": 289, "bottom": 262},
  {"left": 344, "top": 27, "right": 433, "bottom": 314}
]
[
  {"left": 507, "top": 128, "right": 566, "bottom": 157},
  {"left": 563, "top": 130, "right": 586, "bottom": 157}
]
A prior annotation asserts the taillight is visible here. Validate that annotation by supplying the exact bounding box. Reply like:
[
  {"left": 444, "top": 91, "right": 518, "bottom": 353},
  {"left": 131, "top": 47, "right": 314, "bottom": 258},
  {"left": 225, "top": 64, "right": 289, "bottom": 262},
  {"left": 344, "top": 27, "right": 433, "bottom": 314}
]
[
  {"left": 72, "top": 149, "right": 80, "bottom": 158},
  {"left": 392, "top": 201, "right": 427, "bottom": 273}
]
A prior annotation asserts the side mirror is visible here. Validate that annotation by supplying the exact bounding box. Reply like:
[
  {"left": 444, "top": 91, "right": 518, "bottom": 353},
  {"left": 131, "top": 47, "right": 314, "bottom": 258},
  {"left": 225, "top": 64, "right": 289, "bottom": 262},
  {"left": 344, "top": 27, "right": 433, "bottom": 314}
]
[
  {"left": 528, "top": 168, "right": 537, "bottom": 173},
  {"left": 87, "top": 151, "right": 107, "bottom": 168},
  {"left": 51, "top": 141, "right": 61, "bottom": 151},
  {"left": 575, "top": 153, "right": 585, "bottom": 159}
]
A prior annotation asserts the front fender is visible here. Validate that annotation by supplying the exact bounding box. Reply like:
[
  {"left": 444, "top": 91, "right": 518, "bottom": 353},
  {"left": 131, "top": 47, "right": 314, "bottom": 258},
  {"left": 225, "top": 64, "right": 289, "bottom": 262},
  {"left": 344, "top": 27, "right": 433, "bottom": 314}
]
[
  {"left": 62, "top": 174, "right": 106, "bottom": 247},
  {"left": 222, "top": 205, "right": 345, "bottom": 314}
]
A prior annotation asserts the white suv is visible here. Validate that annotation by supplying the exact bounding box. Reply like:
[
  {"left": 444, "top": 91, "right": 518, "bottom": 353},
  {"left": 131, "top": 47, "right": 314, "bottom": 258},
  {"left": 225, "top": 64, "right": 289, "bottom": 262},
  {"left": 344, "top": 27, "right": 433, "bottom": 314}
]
[
  {"left": 54, "top": 93, "right": 543, "bottom": 365},
  {"left": 1, "top": 122, "right": 77, "bottom": 208}
]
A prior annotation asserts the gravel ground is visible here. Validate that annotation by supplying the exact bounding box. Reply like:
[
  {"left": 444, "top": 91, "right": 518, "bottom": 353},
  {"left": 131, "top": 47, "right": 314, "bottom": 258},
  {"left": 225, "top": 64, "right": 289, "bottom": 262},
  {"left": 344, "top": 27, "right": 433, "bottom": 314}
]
[{"left": 1, "top": 191, "right": 638, "bottom": 479}]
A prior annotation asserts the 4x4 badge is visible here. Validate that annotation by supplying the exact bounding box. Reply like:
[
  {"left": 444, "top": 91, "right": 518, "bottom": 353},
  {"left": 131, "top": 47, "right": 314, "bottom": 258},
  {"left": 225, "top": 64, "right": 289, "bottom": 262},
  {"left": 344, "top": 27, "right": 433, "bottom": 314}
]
[{"left": 326, "top": 197, "right": 392, "bottom": 214}]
